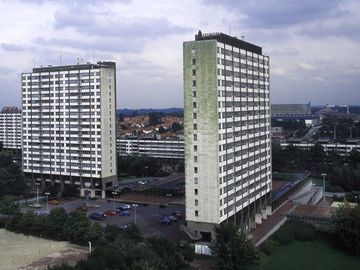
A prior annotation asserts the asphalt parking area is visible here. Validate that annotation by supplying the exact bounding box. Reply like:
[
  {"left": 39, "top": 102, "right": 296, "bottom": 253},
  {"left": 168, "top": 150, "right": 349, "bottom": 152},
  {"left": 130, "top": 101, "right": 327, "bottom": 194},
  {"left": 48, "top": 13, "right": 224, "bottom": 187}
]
[{"left": 24, "top": 198, "right": 187, "bottom": 241}]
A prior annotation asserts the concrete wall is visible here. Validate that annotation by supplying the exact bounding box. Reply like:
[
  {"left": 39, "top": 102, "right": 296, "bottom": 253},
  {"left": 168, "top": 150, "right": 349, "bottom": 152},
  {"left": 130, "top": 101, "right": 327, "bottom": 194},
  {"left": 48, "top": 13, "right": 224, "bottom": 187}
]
[{"left": 184, "top": 40, "right": 220, "bottom": 226}]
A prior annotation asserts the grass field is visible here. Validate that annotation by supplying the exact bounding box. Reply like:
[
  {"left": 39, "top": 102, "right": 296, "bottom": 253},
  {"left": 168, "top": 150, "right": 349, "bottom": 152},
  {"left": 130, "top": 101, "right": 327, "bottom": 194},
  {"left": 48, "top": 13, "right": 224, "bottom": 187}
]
[{"left": 252, "top": 236, "right": 360, "bottom": 270}]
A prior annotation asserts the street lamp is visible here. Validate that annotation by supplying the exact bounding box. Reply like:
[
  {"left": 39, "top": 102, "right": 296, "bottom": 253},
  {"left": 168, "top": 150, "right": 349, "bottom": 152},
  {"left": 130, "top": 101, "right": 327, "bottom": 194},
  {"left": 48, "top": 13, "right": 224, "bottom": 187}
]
[
  {"left": 321, "top": 173, "right": 327, "bottom": 201},
  {"left": 112, "top": 191, "right": 117, "bottom": 212},
  {"left": 134, "top": 204, "right": 138, "bottom": 225},
  {"left": 35, "top": 182, "right": 40, "bottom": 208},
  {"left": 45, "top": 192, "right": 50, "bottom": 213},
  {"left": 144, "top": 166, "right": 148, "bottom": 179},
  {"left": 84, "top": 182, "right": 91, "bottom": 205}
]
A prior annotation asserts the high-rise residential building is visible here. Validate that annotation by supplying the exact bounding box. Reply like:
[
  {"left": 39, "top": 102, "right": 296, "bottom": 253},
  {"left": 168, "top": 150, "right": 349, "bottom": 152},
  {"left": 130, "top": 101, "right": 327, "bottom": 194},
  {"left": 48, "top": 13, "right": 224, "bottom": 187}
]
[
  {"left": 183, "top": 31, "right": 272, "bottom": 239},
  {"left": 21, "top": 62, "right": 117, "bottom": 198},
  {"left": 0, "top": 106, "right": 22, "bottom": 150}
]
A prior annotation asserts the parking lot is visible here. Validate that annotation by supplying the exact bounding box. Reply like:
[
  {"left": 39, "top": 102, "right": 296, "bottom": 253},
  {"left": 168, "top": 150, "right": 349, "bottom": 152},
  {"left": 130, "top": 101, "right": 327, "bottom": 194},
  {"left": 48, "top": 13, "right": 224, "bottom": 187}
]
[{"left": 23, "top": 198, "right": 187, "bottom": 242}]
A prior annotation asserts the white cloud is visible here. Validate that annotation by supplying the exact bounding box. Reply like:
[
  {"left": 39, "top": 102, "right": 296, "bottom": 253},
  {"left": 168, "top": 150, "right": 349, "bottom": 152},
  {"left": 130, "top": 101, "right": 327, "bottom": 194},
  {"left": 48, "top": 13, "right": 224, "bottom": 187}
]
[{"left": 0, "top": 0, "right": 359, "bottom": 108}]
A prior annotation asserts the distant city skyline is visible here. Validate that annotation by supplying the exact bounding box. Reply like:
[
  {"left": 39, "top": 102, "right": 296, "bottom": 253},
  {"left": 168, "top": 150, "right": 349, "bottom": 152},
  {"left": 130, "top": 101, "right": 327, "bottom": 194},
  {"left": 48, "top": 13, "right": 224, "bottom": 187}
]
[{"left": 0, "top": 0, "right": 359, "bottom": 108}]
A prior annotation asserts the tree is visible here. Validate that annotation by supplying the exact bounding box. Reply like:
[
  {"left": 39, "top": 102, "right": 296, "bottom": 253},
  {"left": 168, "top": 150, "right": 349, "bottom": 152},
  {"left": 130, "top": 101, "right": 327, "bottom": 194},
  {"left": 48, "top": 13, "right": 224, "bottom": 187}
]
[
  {"left": 45, "top": 208, "right": 68, "bottom": 239},
  {"left": 0, "top": 197, "right": 20, "bottom": 215},
  {"left": 331, "top": 204, "right": 360, "bottom": 255},
  {"left": 212, "top": 222, "right": 259, "bottom": 270},
  {"left": 121, "top": 223, "right": 143, "bottom": 242},
  {"left": 0, "top": 151, "right": 27, "bottom": 197},
  {"left": 331, "top": 203, "right": 360, "bottom": 255}
]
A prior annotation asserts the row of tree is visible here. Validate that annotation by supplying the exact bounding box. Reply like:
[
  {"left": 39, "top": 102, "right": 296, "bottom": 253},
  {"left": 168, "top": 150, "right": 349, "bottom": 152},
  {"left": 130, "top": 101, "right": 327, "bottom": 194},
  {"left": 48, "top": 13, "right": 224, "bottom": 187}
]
[
  {"left": 272, "top": 142, "right": 360, "bottom": 191},
  {"left": 2, "top": 207, "right": 195, "bottom": 270}
]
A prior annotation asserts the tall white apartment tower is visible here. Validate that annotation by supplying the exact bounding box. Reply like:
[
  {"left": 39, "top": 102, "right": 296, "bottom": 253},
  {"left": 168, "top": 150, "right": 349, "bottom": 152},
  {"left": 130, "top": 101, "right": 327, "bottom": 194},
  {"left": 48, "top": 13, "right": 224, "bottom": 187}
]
[
  {"left": 184, "top": 31, "right": 271, "bottom": 240},
  {"left": 22, "top": 62, "right": 117, "bottom": 198},
  {"left": 0, "top": 106, "right": 22, "bottom": 150}
]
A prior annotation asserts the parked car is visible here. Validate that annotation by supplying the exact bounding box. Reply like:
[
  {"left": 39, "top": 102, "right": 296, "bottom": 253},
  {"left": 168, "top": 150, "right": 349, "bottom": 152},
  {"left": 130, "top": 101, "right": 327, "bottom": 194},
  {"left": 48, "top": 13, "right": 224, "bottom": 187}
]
[
  {"left": 166, "top": 215, "right": 178, "bottom": 222},
  {"left": 172, "top": 211, "right": 183, "bottom": 219},
  {"left": 104, "top": 210, "right": 117, "bottom": 216},
  {"left": 159, "top": 204, "right": 166, "bottom": 208},
  {"left": 89, "top": 212, "right": 106, "bottom": 220},
  {"left": 118, "top": 204, "right": 132, "bottom": 211},
  {"left": 160, "top": 217, "right": 171, "bottom": 225},
  {"left": 120, "top": 210, "right": 130, "bottom": 216}
]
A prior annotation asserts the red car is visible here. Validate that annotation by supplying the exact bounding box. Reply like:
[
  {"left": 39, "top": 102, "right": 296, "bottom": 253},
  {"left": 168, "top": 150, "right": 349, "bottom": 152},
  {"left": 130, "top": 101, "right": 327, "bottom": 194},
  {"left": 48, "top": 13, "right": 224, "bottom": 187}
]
[{"left": 104, "top": 210, "right": 117, "bottom": 216}]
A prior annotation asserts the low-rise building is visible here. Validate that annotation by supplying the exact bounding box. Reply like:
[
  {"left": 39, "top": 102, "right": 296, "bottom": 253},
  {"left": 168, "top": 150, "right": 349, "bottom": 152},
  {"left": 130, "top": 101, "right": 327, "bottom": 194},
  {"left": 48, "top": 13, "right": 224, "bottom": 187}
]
[
  {"left": 280, "top": 142, "right": 360, "bottom": 156},
  {"left": 117, "top": 136, "right": 184, "bottom": 159}
]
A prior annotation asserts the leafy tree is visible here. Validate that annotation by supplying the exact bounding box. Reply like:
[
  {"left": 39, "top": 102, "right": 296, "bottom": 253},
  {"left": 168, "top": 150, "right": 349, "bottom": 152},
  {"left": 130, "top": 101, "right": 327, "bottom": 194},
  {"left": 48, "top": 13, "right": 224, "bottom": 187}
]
[
  {"left": 121, "top": 223, "right": 143, "bottom": 242},
  {"left": 212, "top": 222, "right": 259, "bottom": 270},
  {"left": 0, "top": 197, "right": 20, "bottom": 215},
  {"left": 45, "top": 208, "right": 68, "bottom": 239},
  {"left": 0, "top": 151, "right": 27, "bottom": 197},
  {"left": 63, "top": 211, "right": 93, "bottom": 245},
  {"left": 171, "top": 122, "right": 183, "bottom": 132},
  {"left": 331, "top": 203, "right": 360, "bottom": 255}
]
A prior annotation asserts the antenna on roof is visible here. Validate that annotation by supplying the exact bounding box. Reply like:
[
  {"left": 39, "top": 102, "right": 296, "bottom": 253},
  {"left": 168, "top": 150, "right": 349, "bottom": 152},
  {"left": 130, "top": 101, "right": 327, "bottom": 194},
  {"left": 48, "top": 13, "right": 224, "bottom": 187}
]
[{"left": 229, "top": 26, "right": 231, "bottom": 35}]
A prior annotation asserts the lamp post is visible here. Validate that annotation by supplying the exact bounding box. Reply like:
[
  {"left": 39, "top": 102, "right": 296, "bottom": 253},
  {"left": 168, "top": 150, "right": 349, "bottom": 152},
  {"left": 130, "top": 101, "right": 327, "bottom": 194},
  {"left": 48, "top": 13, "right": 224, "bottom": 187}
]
[
  {"left": 45, "top": 192, "right": 50, "bottom": 213},
  {"left": 112, "top": 191, "right": 117, "bottom": 212},
  {"left": 145, "top": 166, "right": 148, "bottom": 179},
  {"left": 84, "top": 182, "right": 91, "bottom": 205},
  {"left": 35, "top": 182, "right": 40, "bottom": 208},
  {"left": 321, "top": 173, "right": 327, "bottom": 201},
  {"left": 134, "top": 204, "right": 137, "bottom": 225}
]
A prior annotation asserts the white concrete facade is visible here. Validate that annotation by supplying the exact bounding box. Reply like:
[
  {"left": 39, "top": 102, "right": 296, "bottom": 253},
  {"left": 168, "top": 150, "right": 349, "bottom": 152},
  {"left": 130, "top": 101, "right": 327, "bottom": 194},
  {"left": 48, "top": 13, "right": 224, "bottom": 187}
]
[
  {"left": 0, "top": 107, "right": 22, "bottom": 150},
  {"left": 184, "top": 32, "right": 271, "bottom": 237},
  {"left": 117, "top": 137, "right": 184, "bottom": 159},
  {"left": 21, "top": 62, "right": 117, "bottom": 197}
]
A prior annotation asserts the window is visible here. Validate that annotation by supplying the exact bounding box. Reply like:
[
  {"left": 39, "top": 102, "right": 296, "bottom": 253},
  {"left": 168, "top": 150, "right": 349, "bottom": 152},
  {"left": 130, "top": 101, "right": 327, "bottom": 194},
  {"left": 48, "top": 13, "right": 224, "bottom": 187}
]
[
  {"left": 192, "top": 80, "right": 196, "bottom": 87},
  {"left": 192, "top": 69, "right": 196, "bottom": 76},
  {"left": 194, "top": 189, "right": 198, "bottom": 195},
  {"left": 193, "top": 102, "right": 197, "bottom": 108},
  {"left": 192, "top": 59, "right": 196, "bottom": 65},
  {"left": 193, "top": 123, "right": 197, "bottom": 130},
  {"left": 194, "top": 177, "right": 198, "bottom": 184},
  {"left": 193, "top": 112, "right": 197, "bottom": 119},
  {"left": 194, "top": 156, "right": 198, "bottom": 163},
  {"left": 194, "top": 145, "right": 197, "bottom": 152},
  {"left": 195, "top": 210, "right": 199, "bottom": 216},
  {"left": 193, "top": 134, "right": 197, "bottom": 141},
  {"left": 192, "top": 91, "right": 196, "bottom": 97},
  {"left": 194, "top": 167, "right": 198, "bottom": 173},
  {"left": 195, "top": 199, "right": 198, "bottom": 206}
]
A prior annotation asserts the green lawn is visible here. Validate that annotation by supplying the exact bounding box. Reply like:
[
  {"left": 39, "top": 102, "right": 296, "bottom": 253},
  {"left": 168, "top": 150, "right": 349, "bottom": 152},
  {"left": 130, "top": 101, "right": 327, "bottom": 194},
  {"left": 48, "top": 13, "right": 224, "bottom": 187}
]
[{"left": 252, "top": 237, "right": 360, "bottom": 270}]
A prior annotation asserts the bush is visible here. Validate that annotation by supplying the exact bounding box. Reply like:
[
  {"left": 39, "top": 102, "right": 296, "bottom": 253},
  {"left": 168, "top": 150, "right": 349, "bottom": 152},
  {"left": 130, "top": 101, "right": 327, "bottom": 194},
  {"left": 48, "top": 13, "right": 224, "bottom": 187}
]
[
  {"left": 272, "top": 226, "right": 294, "bottom": 245},
  {"left": 260, "top": 240, "right": 279, "bottom": 255},
  {"left": 272, "top": 220, "right": 316, "bottom": 246},
  {"left": 180, "top": 243, "right": 195, "bottom": 262}
]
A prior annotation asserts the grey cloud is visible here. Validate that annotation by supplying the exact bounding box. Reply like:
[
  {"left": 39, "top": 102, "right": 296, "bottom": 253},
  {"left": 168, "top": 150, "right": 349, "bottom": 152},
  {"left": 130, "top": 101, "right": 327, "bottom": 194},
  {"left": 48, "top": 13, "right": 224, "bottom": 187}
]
[
  {"left": 35, "top": 36, "right": 143, "bottom": 53},
  {"left": 53, "top": 5, "right": 191, "bottom": 38},
  {"left": 204, "top": 0, "right": 347, "bottom": 28},
  {"left": 299, "top": 21, "right": 360, "bottom": 40},
  {"left": 1, "top": 43, "right": 30, "bottom": 52},
  {"left": 19, "top": 0, "right": 131, "bottom": 5}
]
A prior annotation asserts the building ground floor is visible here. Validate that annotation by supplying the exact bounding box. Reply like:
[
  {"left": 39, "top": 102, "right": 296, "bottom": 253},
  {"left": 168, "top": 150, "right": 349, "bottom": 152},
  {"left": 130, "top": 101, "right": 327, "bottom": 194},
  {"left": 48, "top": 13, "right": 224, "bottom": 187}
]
[
  {"left": 24, "top": 172, "right": 117, "bottom": 198},
  {"left": 185, "top": 192, "right": 272, "bottom": 241}
]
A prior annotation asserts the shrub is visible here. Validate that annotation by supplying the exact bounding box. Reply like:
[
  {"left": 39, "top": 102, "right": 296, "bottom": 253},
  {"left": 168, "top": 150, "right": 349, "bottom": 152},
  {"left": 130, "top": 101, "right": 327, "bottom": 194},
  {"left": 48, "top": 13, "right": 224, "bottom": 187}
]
[
  {"left": 272, "top": 226, "right": 294, "bottom": 245},
  {"left": 260, "top": 240, "right": 279, "bottom": 255}
]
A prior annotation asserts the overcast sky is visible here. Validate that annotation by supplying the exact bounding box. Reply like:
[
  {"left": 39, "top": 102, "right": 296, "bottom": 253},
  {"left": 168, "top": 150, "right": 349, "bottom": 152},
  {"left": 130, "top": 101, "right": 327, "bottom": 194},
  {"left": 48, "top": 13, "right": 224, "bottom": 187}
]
[{"left": 0, "top": 0, "right": 359, "bottom": 109}]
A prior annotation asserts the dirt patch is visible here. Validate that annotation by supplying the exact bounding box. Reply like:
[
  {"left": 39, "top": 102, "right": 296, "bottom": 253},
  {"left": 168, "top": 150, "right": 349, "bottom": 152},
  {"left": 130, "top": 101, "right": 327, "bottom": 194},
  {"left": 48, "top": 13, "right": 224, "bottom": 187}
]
[{"left": 19, "top": 248, "right": 88, "bottom": 270}]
